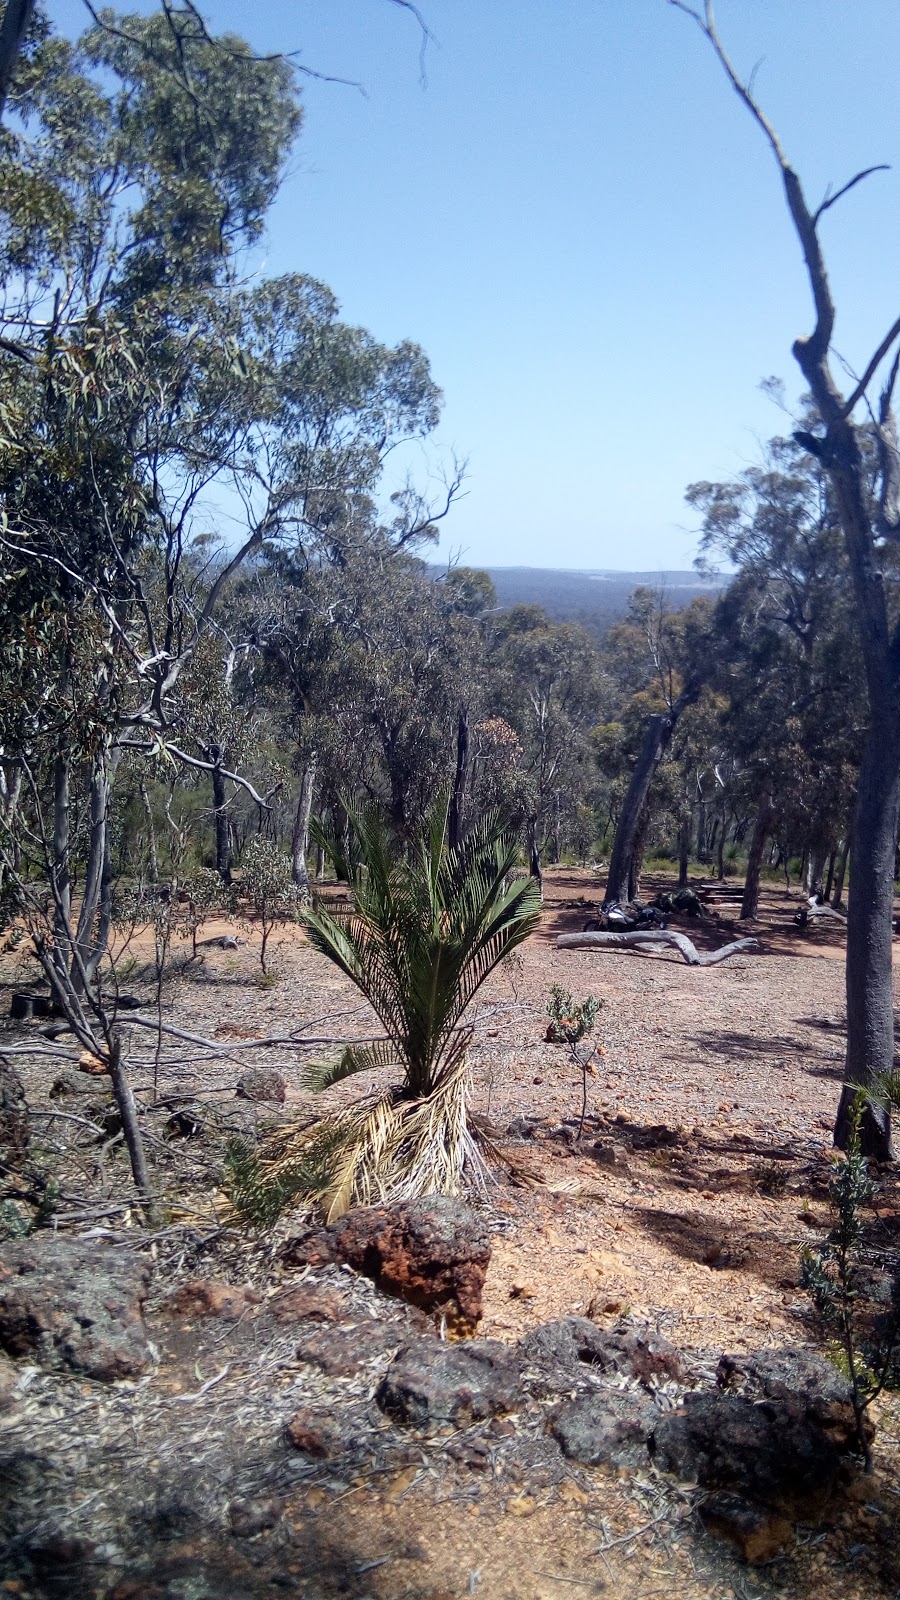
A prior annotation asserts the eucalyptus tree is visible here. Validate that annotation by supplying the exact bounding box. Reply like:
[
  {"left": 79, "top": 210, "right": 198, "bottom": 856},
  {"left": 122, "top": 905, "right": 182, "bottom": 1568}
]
[
  {"left": 486, "top": 606, "right": 605, "bottom": 885},
  {"left": 691, "top": 433, "right": 864, "bottom": 918},
  {"left": 600, "top": 589, "right": 712, "bottom": 903},
  {"left": 672, "top": 1, "right": 900, "bottom": 1154}
]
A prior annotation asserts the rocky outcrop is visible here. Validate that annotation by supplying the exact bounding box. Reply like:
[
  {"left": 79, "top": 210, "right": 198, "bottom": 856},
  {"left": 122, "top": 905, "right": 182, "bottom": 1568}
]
[
  {"left": 717, "top": 1345, "right": 869, "bottom": 1450},
  {"left": 235, "top": 1068, "right": 286, "bottom": 1103},
  {"left": 0, "top": 1238, "right": 152, "bottom": 1381},
  {"left": 376, "top": 1339, "right": 520, "bottom": 1431},
  {"left": 518, "top": 1316, "right": 685, "bottom": 1395},
  {"left": 283, "top": 1195, "right": 492, "bottom": 1331},
  {"left": 550, "top": 1389, "right": 656, "bottom": 1467},
  {"left": 650, "top": 1390, "right": 843, "bottom": 1519}
]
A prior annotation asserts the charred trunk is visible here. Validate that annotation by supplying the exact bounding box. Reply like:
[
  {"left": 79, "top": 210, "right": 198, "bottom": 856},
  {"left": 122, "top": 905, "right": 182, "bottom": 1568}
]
[
  {"left": 605, "top": 699, "right": 694, "bottom": 904},
  {"left": 210, "top": 748, "right": 231, "bottom": 884},
  {"left": 448, "top": 708, "right": 469, "bottom": 852}
]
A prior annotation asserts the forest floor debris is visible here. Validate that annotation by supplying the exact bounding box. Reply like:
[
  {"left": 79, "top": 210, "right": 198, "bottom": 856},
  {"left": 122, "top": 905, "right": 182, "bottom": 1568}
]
[{"left": 1, "top": 869, "right": 899, "bottom": 1598}]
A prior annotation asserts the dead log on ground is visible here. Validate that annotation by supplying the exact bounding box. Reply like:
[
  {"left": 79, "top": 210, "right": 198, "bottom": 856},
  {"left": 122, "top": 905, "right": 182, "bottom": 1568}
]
[{"left": 556, "top": 930, "right": 760, "bottom": 966}]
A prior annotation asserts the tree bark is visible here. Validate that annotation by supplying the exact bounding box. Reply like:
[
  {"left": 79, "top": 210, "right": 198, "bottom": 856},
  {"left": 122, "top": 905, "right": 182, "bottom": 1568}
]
[
  {"left": 0, "top": 0, "right": 34, "bottom": 122},
  {"left": 448, "top": 707, "right": 469, "bottom": 851},
  {"left": 558, "top": 930, "right": 759, "bottom": 965},
  {"left": 741, "top": 792, "right": 771, "bottom": 920},
  {"left": 832, "top": 838, "right": 849, "bottom": 909},
  {"left": 139, "top": 779, "right": 158, "bottom": 884},
  {"left": 106, "top": 1030, "right": 157, "bottom": 1224},
  {"left": 834, "top": 725, "right": 900, "bottom": 1157},
  {"left": 605, "top": 697, "right": 695, "bottom": 905},
  {"left": 677, "top": 815, "right": 691, "bottom": 889},
  {"left": 823, "top": 849, "right": 837, "bottom": 903},
  {"left": 210, "top": 747, "right": 231, "bottom": 884},
  {"left": 290, "top": 754, "right": 317, "bottom": 892}
]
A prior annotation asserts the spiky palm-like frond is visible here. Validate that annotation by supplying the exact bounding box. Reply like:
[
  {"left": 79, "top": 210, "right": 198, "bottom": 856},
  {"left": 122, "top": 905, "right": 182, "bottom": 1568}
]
[{"left": 303, "top": 801, "right": 541, "bottom": 1099}]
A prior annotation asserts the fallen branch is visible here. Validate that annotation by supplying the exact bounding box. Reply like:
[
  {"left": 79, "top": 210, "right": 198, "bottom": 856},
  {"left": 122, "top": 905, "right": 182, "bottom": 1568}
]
[{"left": 556, "top": 930, "right": 759, "bottom": 966}]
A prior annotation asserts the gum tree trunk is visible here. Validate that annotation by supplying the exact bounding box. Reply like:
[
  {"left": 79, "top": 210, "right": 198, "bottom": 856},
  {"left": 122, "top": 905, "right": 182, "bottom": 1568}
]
[
  {"left": 741, "top": 792, "right": 772, "bottom": 920},
  {"left": 291, "top": 754, "right": 317, "bottom": 892},
  {"left": 605, "top": 693, "right": 696, "bottom": 904}
]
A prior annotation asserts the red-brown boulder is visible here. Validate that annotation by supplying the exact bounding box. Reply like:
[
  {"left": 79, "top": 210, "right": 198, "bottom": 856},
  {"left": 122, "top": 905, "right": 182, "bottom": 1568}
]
[{"left": 282, "top": 1195, "right": 492, "bottom": 1331}]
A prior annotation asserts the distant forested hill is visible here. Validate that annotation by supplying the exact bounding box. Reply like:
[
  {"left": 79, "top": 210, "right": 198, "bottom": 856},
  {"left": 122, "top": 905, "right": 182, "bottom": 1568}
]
[{"left": 432, "top": 567, "right": 721, "bottom": 638}]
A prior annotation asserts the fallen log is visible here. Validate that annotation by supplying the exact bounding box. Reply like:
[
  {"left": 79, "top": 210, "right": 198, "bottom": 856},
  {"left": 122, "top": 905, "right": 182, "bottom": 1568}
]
[{"left": 556, "top": 930, "right": 760, "bottom": 967}]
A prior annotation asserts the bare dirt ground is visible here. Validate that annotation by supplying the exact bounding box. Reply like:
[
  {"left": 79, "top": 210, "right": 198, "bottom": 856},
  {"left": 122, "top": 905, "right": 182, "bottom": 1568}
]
[{"left": 1, "top": 868, "right": 899, "bottom": 1600}]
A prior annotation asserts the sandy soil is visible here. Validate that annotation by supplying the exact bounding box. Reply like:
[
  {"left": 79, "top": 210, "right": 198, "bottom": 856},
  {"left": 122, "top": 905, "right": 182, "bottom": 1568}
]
[{"left": 1, "top": 868, "right": 899, "bottom": 1600}]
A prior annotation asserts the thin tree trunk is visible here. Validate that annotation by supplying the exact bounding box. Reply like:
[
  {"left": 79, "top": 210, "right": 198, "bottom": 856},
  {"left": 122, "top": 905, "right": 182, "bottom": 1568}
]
[
  {"left": 0, "top": 0, "right": 34, "bottom": 122},
  {"left": 51, "top": 752, "right": 72, "bottom": 987},
  {"left": 448, "top": 708, "right": 469, "bottom": 851},
  {"left": 834, "top": 726, "right": 899, "bottom": 1158},
  {"left": 139, "top": 778, "right": 158, "bottom": 884},
  {"left": 677, "top": 815, "right": 690, "bottom": 889},
  {"left": 741, "top": 793, "right": 771, "bottom": 920},
  {"left": 716, "top": 821, "right": 726, "bottom": 883},
  {"left": 823, "top": 849, "right": 837, "bottom": 903},
  {"left": 605, "top": 698, "right": 694, "bottom": 904},
  {"left": 528, "top": 824, "right": 543, "bottom": 897},
  {"left": 832, "top": 839, "right": 849, "bottom": 910},
  {"left": 628, "top": 809, "right": 649, "bottom": 902},
  {"left": 106, "top": 1031, "right": 157, "bottom": 1223},
  {"left": 290, "top": 754, "right": 317, "bottom": 892},
  {"left": 696, "top": 796, "right": 708, "bottom": 862},
  {"left": 315, "top": 843, "right": 325, "bottom": 882},
  {"left": 210, "top": 747, "right": 231, "bottom": 884}
]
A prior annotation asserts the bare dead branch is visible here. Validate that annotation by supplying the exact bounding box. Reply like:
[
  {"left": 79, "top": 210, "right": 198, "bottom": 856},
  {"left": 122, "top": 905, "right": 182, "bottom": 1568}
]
[
  {"left": 814, "top": 165, "right": 890, "bottom": 226},
  {"left": 556, "top": 930, "right": 759, "bottom": 966},
  {"left": 840, "top": 314, "right": 900, "bottom": 420}
]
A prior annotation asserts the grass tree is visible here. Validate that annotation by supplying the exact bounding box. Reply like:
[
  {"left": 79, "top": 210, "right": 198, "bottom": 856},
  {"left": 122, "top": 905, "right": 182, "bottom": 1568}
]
[{"left": 228, "top": 802, "right": 540, "bottom": 1223}]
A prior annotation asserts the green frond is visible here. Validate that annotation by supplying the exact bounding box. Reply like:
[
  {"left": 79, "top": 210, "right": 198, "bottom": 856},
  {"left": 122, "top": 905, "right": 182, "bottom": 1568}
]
[{"left": 302, "top": 1039, "right": 403, "bottom": 1092}]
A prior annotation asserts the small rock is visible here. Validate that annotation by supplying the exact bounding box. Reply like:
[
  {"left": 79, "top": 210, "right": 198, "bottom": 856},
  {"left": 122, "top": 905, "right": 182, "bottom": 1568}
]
[
  {"left": 550, "top": 1389, "right": 656, "bottom": 1467},
  {"left": 27, "top": 1534, "right": 97, "bottom": 1580},
  {"left": 269, "top": 1284, "right": 347, "bottom": 1323},
  {"left": 376, "top": 1339, "right": 521, "bottom": 1431},
  {"left": 506, "top": 1117, "right": 540, "bottom": 1140},
  {"left": 235, "top": 1069, "right": 286, "bottom": 1104},
  {"left": 48, "top": 1070, "right": 89, "bottom": 1100},
  {"left": 283, "top": 1195, "right": 492, "bottom": 1332},
  {"left": 78, "top": 1050, "right": 108, "bottom": 1075},
  {"left": 700, "top": 1492, "right": 793, "bottom": 1562},
  {"left": 0, "top": 1352, "right": 20, "bottom": 1409},
  {"left": 228, "top": 1497, "right": 284, "bottom": 1537},
  {"left": 509, "top": 1282, "right": 537, "bottom": 1300},
  {"left": 295, "top": 1322, "right": 402, "bottom": 1377},
  {"left": 163, "top": 1108, "right": 204, "bottom": 1141},
  {"left": 164, "top": 1281, "right": 261, "bottom": 1320},
  {"left": 0, "top": 1238, "right": 152, "bottom": 1381},
  {"left": 285, "top": 1409, "right": 344, "bottom": 1457},
  {"left": 0, "top": 1060, "right": 28, "bottom": 1170},
  {"left": 519, "top": 1316, "right": 685, "bottom": 1395},
  {"left": 591, "top": 1139, "right": 628, "bottom": 1170}
]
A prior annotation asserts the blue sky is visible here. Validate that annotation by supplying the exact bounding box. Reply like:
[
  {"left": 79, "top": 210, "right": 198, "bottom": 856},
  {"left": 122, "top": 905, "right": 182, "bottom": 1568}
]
[{"left": 57, "top": 1, "right": 900, "bottom": 570}]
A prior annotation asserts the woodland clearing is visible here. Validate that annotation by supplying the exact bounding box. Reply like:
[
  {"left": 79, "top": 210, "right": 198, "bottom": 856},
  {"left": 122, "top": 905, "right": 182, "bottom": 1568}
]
[{"left": 1, "top": 868, "right": 898, "bottom": 1600}]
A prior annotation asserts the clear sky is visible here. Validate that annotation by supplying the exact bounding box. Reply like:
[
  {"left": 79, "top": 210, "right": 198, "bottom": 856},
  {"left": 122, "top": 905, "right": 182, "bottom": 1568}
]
[{"left": 56, "top": 1, "right": 900, "bottom": 570}]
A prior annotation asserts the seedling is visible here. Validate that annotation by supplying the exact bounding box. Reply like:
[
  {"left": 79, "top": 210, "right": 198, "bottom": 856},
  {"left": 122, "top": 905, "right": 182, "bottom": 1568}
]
[{"left": 545, "top": 985, "right": 606, "bottom": 1139}]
